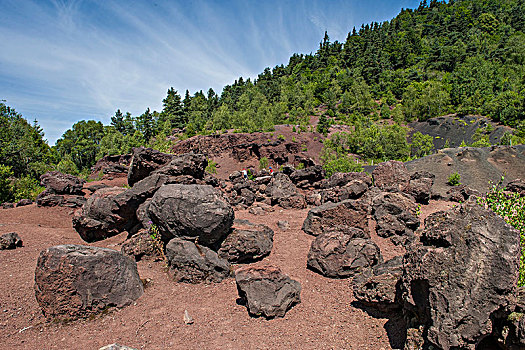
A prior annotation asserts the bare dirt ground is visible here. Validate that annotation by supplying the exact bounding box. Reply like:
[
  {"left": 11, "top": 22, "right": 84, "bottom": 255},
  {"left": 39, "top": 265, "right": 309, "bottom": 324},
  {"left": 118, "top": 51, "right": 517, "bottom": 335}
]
[{"left": 0, "top": 178, "right": 452, "bottom": 349}]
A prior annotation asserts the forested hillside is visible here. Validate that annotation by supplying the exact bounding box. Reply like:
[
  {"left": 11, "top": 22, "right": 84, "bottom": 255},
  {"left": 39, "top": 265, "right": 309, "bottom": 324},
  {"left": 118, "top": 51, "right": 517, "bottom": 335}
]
[{"left": 2, "top": 0, "right": 525, "bottom": 202}]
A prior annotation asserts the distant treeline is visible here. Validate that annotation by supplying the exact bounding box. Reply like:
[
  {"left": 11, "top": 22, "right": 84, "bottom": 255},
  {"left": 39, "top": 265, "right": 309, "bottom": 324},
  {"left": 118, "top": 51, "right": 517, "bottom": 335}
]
[{"left": 2, "top": 0, "right": 525, "bottom": 201}]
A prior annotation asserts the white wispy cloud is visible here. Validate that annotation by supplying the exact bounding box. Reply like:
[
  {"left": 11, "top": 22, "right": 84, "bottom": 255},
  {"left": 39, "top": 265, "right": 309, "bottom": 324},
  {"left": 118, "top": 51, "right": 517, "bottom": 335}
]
[{"left": 0, "top": 0, "right": 420, "bottom": 144}]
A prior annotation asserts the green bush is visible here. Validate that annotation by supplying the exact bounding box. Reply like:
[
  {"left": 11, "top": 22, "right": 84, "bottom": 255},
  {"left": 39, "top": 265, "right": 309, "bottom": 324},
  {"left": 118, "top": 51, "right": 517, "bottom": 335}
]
[
  {"left": 447, "top": 172, "right": 461, "bottom": 186},
  {"left": 478, "top": 178, "right": 525, "bottom": 286},
  {"left": 322, "top": 156, "right": 363, "bottom": 177},
  {"left": 205, "top": 159, "right": 217, "bottom": 174},
  {"left": 13, "top": 175, "right": 45, "bottom": 201},
  {"left": 0, "top": 165, "right": 14, "bottom": 202},
  {"left": 259, "top": 157, "right": 269, "bottom": 170}
]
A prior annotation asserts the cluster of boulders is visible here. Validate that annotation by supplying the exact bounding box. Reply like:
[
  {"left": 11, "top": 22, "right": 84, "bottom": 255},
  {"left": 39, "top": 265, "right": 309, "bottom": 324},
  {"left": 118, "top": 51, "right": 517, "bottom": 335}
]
[
  {"left": 34, "top": 147, "right": 301, "bottom": 321},
  {"left": 36, "top": 171, "right": 87, "bottom": 208}
]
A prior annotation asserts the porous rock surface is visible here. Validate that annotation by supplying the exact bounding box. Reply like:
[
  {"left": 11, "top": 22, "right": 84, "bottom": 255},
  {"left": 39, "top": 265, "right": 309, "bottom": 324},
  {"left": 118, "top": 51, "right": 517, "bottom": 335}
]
[
  {"left": 401, "top": 200, "right": 520, "bottom": 350},
  {"left": 40, "top": 171, "right": 85, "bottom": 195},
  {"left": 372, "top": 160, "right": 410, "bottom": 192},
  {"left": 0, "top": 232, "right": 23, "bottom": 250},
  {"left": 127, "top": 147, "right": 173, "bottom": 186},
  {"left": 148, "top": 184, "right": 234, "bottom": 248},
  {"left": 302, "top": 199, "right": 369, "bottom": 236},
  {"left": 218, "top": 219, "right": 274, "bottom": 263},
  {"left": 235, "top": 265, "right": 301, "bottom": 318},
  {"left": 34, "top": 245, "right": 143, "bottom": 321},
  {"left": 307, "top": 231, "right": 381, "bottom": 279},
  {"left": 165, "top": 238, "right": 231, "bottom": 283}
]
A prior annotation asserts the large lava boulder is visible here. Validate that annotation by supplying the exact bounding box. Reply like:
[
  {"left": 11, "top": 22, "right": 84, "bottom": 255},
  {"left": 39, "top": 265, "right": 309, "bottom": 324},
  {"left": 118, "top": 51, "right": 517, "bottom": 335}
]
[
  {"left": 34, "top": 245, "right": 143, "bottom": 321},
  {"left": 289, "top": 165, "right": 325, "bottom": 188},
  {"left": 401, "top": 200, "right": 520, "bottom": 349},
  {"left": 235, "top": 265, "right": 301, "bottom": 318},
  {"left": 302, "top": 199, "right": 369, "bottom": 236},
  {"left": 405, "top": 171, "right": 435, "bottom": 204},
  {"left": 73, "top": 174, "right": 176, "bottom": 242},
  {"left": 72, "top": 186, "right": 129, "bottom": 242},
  {"left": 40, "top": 171, "right": 85, "bottom": 195},
  {"left": 36, "top": 190, "right": 86, "bottom": 208},
  {"left": 372, "top": 192, "right": 419, "bottom": 246},
  {"left": 307, "top": 230, "right": 381, "bottom": 278},
  {"left": 148, "top": 184, "right": 234, "bottom": 248},
  {"left": 165, "top": 238, "right": 231, "bottom": 283},
  {"left": 127, "top": 147, "right": 173, "bottom": 186},
  {"left": 265, "top": 173, "right": 298, "bottom": 205},
  {"left": 218, "top": 220, "right": 274, "bottom": 263},
  {"left": 151, "top": 153, "right": 207, "bottom": 179},
  {"left": 322, "top": 172, "right": 372, "bottom": 189},
  {"left": 372, "top": 160, "right": 410, "bottom": 192}
]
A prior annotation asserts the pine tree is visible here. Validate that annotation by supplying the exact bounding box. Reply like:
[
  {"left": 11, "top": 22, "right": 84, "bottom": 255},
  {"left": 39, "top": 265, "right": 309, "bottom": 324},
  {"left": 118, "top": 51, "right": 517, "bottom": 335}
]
[
  {"left": 110, "top": 109, "right": 125, "bottom": 133},
  {"left": 161, "top": 87, "right": 186, "bottom": 129}
]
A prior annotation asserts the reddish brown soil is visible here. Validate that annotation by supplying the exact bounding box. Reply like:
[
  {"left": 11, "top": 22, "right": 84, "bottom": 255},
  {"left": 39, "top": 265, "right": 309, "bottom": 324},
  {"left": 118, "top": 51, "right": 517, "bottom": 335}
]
[{"left": 0, "top": 182, "right": 452, "bottom": 350}]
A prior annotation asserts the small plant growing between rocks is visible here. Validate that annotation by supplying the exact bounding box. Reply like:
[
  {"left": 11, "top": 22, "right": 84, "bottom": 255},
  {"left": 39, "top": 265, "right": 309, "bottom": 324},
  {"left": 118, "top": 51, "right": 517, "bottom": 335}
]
[
  {"left": 477, "top": 177, "right": 525, "bottom": 286},
  {"left": 447, "top": 172, "right": 461, "bottom": 186},
  {"left": 205, "top": 159, "right": 217, "bottom": 174},
  {"left": 278, "top": 134, "right": 286, "bottom": 141},
  {"left": 259, "top": 157, "right": 269, "bottom": 170},
  {"left": 148, "top": 222, "right": 167, "bottom": 262}
]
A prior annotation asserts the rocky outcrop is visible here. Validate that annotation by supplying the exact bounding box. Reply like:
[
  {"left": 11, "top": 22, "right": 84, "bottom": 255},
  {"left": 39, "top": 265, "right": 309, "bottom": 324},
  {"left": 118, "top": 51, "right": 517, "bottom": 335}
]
[
  {"left": 0, "top": 232, "right": 23, "bottom": 250},
  {"left": 91, "top": 154, "right": 132, "bottom": 177},
  {"left": 165, "top": 238, "right": 231, "bottom": 283},
  {"left": 401, "top": 200, "right": 520, "bottom": 349},
  {"left": 40, "top": 171, "right": 85, "bottom": 195},
  {"left": 218, "top": 220, "right": 274, "bottom": 263},
  {"left": 127, "top": 147, "right": 173, "bottom": 186},
  {"left": 322, "top": 172, "right": 372, "bottom": 189},
  {"left": 148, "top": 184, "right": 234, "bottom": 248},
  {"left": 151, "top": 153, "right": 207, "bottom": 179},
  {"left": 320, "top": 175, "right": 371, "bottom": 203},
  {"left": 446, "top": 184, "right": 480, "bottom": 202},
  {"left": 121, "top": 229, "right": 162, "bottom": 262},
  {"left": 302, "top": 199, "right": 369, "bottom": 236},
  {"left": 307, "top": 231, "right": 381, "bottom": 278},
  {"left": 235, "top": 265, "right": 301, "bottom": 318},
  {"left": 507, "top": 178, "right": 525, "bottom": 196},
  {"left": 34, "top": 245, "right": 143, "bottom": 321}
]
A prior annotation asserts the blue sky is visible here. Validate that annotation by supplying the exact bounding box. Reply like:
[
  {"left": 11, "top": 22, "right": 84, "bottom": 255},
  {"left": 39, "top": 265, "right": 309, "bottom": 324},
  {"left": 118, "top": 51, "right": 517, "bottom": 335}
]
[{"left": 1, "top": 0, "right": 420, "bottom": 144}]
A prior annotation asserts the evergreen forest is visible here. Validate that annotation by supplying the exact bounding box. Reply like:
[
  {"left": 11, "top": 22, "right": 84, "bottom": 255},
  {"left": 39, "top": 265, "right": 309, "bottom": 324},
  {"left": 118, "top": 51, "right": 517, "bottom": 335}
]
[{"left": 2, "top": 0, "right": 525, "bottom": 202}]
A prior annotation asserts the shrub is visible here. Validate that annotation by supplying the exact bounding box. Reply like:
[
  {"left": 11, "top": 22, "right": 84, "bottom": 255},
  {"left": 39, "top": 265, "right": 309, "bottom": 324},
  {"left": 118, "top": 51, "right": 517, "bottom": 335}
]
[
  {"left": 205, "top": 159, "right": 217, "bottom": 174},
  {"left": 13, "top": 175, "right": 45, "bottom": 201},
  {"left": 447, "top": 172, "right": 461, "bottom": 186},
  {"left": 259, "top": 157, "right": 269, "bottom": 170},
  {"left": 0, "top": 165, "right": 14, "bottom": 202},
  {"left": 278, "top": 134, "right": 286, "bottom": 141},
  {"left": 322, "top": 156, "right": 363, "bottom": 178},
  {"left": 477, "top": 178, "right": 525, "bottom": 286}
]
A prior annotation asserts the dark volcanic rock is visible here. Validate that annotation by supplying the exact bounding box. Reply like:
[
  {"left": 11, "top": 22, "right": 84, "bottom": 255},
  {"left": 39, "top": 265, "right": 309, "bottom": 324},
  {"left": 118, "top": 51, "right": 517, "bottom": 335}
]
[
  {"left": 372, "top": 160, "right": 410, "bottom": 192},
  {"left": 372, "top": 192, "right": 419, "bottom": 246},
  {"left": 289, "top": 165, "right": 325, "bottom": 188},
  {"left": 320, "top": 177, "right": 371, "bottom": 203},
  {"left": 165, "top": 238, "right": 231, "bottom": 283},
  {"left": 302, "top": 199, "right": 369, "bottom": 236},
  {"left": 151, "top": 153, "right": 207, "bottom": 179},
  {"left": 127, "top": 147, "right": 173, "bottom": 187},
  {"left": 265, "top": 173, "right": 298, "bottom": 205},
  {"left": 405, "top": 171, "right": 435, "bottom": 204},
  {"left": 121, "top": 229, "right": 162, "bottom": 262},
  {"left": 36, "top": 190, "right": 86, "bottom": 208},
  {"left": 40, "top": 171, "right": 85, "bottom": 195},
  {"left": 322, "top": 172, "right": 372, "bottom": 189},
  {"left": 218, "top": 220, "right": 274, "bottom": 263},
  {"left": 72, "top": 186, "right": 129, "bottom": 242},
  {"left": 307, "top": 231, "right": 381, "bottom": 278},
  {"left": 235, "top": 265, "right": 301, "bottom": 318},
  {"left": 0, "top": 232, "right": 23, "bottom": 250},
  {"left": 507, "top": 179, "right": 525, "bottom": 196},
  {"left": 148, "top": 184, "right": 234, "bottom": 248},
  {"left": 278, "top": 193, "right": 307, "bottom": 209},
  {"left": 446, "top": 184, "right": 480, "bottom": 202},
  {"left": 401, "top": 200, "right": 520, "bottom": 350},
  {"left": 34, "top": 245, "right": 143, "bottom": 321},
  {"left": 352, "top": 256, "right": 403, "bottom": 311},
  {"left": 15, "top": 198, "right": 33, "bottom": 207}
]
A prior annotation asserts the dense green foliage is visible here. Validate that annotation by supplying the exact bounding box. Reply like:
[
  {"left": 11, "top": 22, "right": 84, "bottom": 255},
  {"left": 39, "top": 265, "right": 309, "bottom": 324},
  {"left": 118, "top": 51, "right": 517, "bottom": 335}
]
[
  {"left": 478, "top": 178, "right": 525, "bottom": 286},
  {"left": 4, "top": 0, "right": 525, "bottom": 188}
]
